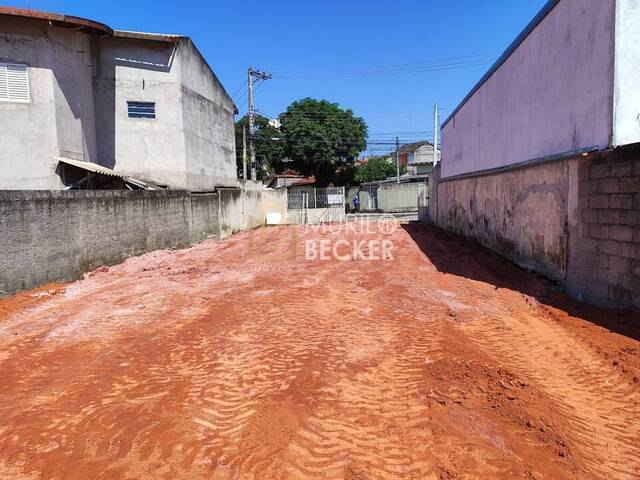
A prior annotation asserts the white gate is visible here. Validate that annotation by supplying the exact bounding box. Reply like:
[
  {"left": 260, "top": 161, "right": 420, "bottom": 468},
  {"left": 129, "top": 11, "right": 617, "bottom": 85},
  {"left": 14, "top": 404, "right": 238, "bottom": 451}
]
[{"left": 288, "top": 187, "right": 346, "bottom": 224}]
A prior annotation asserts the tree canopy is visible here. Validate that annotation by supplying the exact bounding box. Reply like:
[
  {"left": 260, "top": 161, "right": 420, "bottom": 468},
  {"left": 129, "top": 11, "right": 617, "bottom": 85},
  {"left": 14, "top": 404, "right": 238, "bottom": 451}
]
[
  {"left": 234, "top": 114, "right": 286, "bottom": 180},
  {"left": 235, "top": 98, "right": 368, "bottom": 185},
  {"left": 279, "top": 98, "right": 367, "bottom": 187},
  {"left": 354, "top": 155, "right": 397, "bottom": 184}
]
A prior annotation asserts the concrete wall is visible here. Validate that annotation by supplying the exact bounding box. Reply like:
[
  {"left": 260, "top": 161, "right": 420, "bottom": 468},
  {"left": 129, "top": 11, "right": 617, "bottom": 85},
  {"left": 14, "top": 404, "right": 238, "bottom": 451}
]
[
  {"left": 378, "top": 183, "right": 426, "bottom": 213},
  {"left": 0, "top": 190, "right": 196, "bottom": 293},
  {"left": 94, "top": 36, "right": 237, "bottom": 190},
  {"left": 179, "top": 40, "right": 236, "bottom": 190},
  {"left": 441, "top": 0, "right": 615, "bottom": 179},
  {"left": 428, "top": 150, "right": 640, "bottom": 310},
  {"left": 189, "top": 193, "right": 220, "bottom": 244},
  {"left": 0, "top": 187, "right": 289, "bottom": 294},
  {"left": 0, "top": 18, "right": 97, "bottom": 189},
  {"left": 434, "top": 161, "right": 569, "bottom": 282},
  {"left": 260, "top": 189, "right": 289, "bottom": 224}
]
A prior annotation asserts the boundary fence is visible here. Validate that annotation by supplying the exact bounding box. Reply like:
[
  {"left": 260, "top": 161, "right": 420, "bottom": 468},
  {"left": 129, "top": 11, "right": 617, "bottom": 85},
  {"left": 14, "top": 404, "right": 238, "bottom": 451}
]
[{"left": 288, "top": 187, "right": 346, "bottom": 224}]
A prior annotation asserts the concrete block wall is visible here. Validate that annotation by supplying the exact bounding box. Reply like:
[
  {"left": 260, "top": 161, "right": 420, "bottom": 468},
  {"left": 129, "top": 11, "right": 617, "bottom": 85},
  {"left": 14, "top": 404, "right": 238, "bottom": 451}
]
[
  {"left": 428, "top": 148, "right": 640, "bottom": 310},
  {"left": 0, "top": 188, "right": 288, "bottom": 294},
  {"left": 568, "top": 154, "right": 640, "bottom": 308}
]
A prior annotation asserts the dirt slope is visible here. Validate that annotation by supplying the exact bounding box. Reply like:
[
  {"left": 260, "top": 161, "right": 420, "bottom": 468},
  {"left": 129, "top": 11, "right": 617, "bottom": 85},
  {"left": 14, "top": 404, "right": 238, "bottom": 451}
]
[{"left": 0, "top": 223, "right": 638, "bottom": 479}]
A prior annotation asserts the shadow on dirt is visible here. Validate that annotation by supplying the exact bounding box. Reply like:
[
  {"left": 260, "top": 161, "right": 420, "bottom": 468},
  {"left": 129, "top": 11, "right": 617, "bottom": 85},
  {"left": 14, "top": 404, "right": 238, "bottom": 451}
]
[{"left": 402, "top": 222, "right": 640, "bottom": 342}]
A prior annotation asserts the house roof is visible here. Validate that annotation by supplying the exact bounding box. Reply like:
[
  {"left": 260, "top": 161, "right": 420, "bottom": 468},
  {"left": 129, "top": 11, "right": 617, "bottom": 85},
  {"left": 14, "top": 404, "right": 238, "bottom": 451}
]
[
  {"left": 442, "top": 0, "right": 561, "bottom": 128},
  {"left": 114, "top": 30, "right": 183, "bottom": 43},
  {"left": 264, "top": 172, "right": 304, "bottom": 189},
  {"left": 265, "top": 173, "right": 304, "bottom": 180},
  {"left": 397, "top": 141, "right": 434, "bottom": 154},
  {"left": 362, "top": 173, "right": 430, "bottom": 186},
  {"left": 290, "top": 176, "right": 316, "bottom": 187},
  {"left": 56, "top": 157, "right": 155, "bottom": 189},
  {"left": 0, "top": 6, "right": 112, "bottom": 35}
]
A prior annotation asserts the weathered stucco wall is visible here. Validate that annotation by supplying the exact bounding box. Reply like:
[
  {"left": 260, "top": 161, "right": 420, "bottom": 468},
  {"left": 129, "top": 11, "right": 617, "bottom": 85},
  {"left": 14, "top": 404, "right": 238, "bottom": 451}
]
[
  {"left": 441, "top": 0, "right": 615, "bottom": 179},
  {"left": 94, "top": 36, "right": 237, "bottom": 190},
  {"left": 0, "top": 18, "right": 97, "bottom": 189},
  {"left": 0, "top": 188, "right": 288, "bottom": 294},
  {"left": 95, "top": 36, "right": 187, "bottom": 187},
  {"left": 428, "top": 150, "right": 640, "bottom": 310},
  {"left": 0, "top": 191, "right": 195, "bottom": 293},
  {"left": 435, "top": 161, "right": 569, "bottom": 282},
  {"left": 179, "top": 40, "right": 237, "bottom": 190}
]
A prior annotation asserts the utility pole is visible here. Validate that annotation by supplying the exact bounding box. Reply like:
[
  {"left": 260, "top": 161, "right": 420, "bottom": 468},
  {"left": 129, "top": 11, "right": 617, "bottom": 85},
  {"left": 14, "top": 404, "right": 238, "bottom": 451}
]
[
  {"left": 433, "top": 103, "right": 439, "bottom": 165},
  {"left": 396, "top": 136, "right": 401, "bottom": 184},
  {"left": 247, "top": 67, "right": 272, "bottom": 182},
  {"left": 242, "top": 125, "right": 248, "bottom": 181}
]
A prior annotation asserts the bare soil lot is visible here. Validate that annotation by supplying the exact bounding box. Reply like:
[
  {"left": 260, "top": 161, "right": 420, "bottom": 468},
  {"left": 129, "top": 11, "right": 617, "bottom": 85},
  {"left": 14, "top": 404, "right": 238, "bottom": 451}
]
[{"left": 0, "top": 223, "right": 638, "bottom": 479}]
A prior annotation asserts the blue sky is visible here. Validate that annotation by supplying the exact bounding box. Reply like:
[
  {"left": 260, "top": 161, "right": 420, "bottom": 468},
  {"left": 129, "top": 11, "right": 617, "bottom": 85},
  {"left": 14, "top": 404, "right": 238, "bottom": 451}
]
[{"left": 6, "top": 0, "right": 547, "bottom": 155}]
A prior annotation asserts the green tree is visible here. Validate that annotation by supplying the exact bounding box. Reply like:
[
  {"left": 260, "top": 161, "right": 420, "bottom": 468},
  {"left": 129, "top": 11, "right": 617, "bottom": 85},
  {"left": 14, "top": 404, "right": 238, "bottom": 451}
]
[
  {"left": 235, "top": 115, "right": 286, "bottom": 179},
  {"left": 354, "top": 155, "right": 397, "bottom": 184},
  {"left": 280, "top": 98, "right": 367, "bottom": 187}
]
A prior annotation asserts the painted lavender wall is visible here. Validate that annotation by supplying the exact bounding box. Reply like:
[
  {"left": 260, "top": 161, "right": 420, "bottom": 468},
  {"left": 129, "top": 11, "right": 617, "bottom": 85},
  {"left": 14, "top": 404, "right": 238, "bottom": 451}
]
[
  {"left": 613, "top": 0, "right": 640, "bottom": 147},
  {"left": 441, "top": 0, "right": 615, "bottom": 179}
]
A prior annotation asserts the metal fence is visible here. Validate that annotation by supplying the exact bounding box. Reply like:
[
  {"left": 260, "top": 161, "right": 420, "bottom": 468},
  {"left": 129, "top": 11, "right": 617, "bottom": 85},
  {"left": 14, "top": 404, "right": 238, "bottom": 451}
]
[
  {"left": 288, "top": 187, "right": 345, "bottom": 210},
  {"left": 288, "top": 187, "right": 346, "bottom": 224}
]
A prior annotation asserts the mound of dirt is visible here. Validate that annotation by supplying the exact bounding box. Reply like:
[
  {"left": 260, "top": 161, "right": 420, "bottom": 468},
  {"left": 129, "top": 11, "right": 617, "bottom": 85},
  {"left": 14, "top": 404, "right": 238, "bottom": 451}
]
[{"left": 425, "top": 358, "right": 574, "bottom": 460}]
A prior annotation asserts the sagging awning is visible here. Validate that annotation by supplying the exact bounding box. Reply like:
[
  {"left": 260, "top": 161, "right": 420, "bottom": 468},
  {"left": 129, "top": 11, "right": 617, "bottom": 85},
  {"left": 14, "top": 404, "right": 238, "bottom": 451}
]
[{"left": 56, "top": 157, "right": 155, "bottom": 190}]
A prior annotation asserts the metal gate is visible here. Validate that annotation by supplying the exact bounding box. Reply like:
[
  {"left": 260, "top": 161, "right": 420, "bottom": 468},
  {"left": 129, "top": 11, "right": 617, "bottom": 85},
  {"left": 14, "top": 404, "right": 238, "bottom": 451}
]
[
  {"left": 359, "top": 184, "right": 379, "bottom": 211},
  {"left": 288, "top": 187, "right": 346, "bottom": 224}
]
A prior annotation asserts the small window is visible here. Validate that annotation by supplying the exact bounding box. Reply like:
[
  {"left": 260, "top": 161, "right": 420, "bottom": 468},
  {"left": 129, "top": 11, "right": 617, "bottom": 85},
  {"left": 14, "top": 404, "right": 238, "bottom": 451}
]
[
  {"left": 127, "top": 101, "right": 156, "bottom": 119},
  {"left": 0, "top": 64, "right": 30, "bottom": 103}
]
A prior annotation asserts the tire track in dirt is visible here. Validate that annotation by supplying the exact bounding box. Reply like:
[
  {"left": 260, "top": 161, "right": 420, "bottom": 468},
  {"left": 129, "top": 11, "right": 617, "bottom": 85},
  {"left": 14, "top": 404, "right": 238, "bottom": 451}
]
[
  {"left": 0, "top": 223, "right": 638, "bottom": 479},
  {"left": 278, "top": 320, "right": 442, "bottom": 479},
  {"left": 406, "top": 225, "right": 640, "bottom": 480},
  {"left": 460, "top": 307, "right": 640, "bottom": 480}
]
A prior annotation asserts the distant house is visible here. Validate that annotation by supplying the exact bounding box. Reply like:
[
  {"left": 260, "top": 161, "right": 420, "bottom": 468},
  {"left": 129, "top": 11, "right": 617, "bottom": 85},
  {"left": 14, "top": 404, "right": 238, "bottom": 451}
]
[
  {"left": 264, "top": 172, "right": 305, "bottom": 189},
  {"left": 287, "top": 176, "right": 316, "bottom": 196},
  {"left": 397, "top": 141, "right": 440, "bottom": 175},
  {"left": 0, "top": 7, "right": 237, "bottom": 190}
]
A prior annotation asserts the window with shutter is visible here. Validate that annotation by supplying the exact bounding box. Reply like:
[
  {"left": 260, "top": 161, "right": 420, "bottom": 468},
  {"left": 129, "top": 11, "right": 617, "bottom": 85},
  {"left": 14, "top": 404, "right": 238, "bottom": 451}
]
[{"left": 0, "top": 64, "right": 30, "bottom": 103}]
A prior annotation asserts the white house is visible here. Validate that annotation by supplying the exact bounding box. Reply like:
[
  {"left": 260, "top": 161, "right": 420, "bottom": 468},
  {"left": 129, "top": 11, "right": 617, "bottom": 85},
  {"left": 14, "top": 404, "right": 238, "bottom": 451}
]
[{"left": 0, "top": 7, "right": 237, "bottom": 191}]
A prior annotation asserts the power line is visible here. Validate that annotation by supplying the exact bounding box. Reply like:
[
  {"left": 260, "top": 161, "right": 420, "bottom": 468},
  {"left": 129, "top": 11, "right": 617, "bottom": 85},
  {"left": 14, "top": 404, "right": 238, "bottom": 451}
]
[
  {"left": 270, "top": 52, "right": 496, "bottom": 78},
  {"left": 271, "top": 60, "right": 492, "bottom": 80},
  {"left": 253, "top": 137, "right": 420, "bottom": 146},
  {"left": 230, "top": 82, "right": 245, "bottom": 101},
  {"left": 242, "top": 108, "right": 446, "bottom": 126}
]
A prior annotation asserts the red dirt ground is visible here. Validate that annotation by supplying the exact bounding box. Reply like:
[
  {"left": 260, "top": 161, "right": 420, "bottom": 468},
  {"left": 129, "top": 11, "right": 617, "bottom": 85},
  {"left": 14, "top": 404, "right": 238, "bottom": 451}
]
[{"left": 0, "top": 222, "right": 638, "bottom": 479}]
